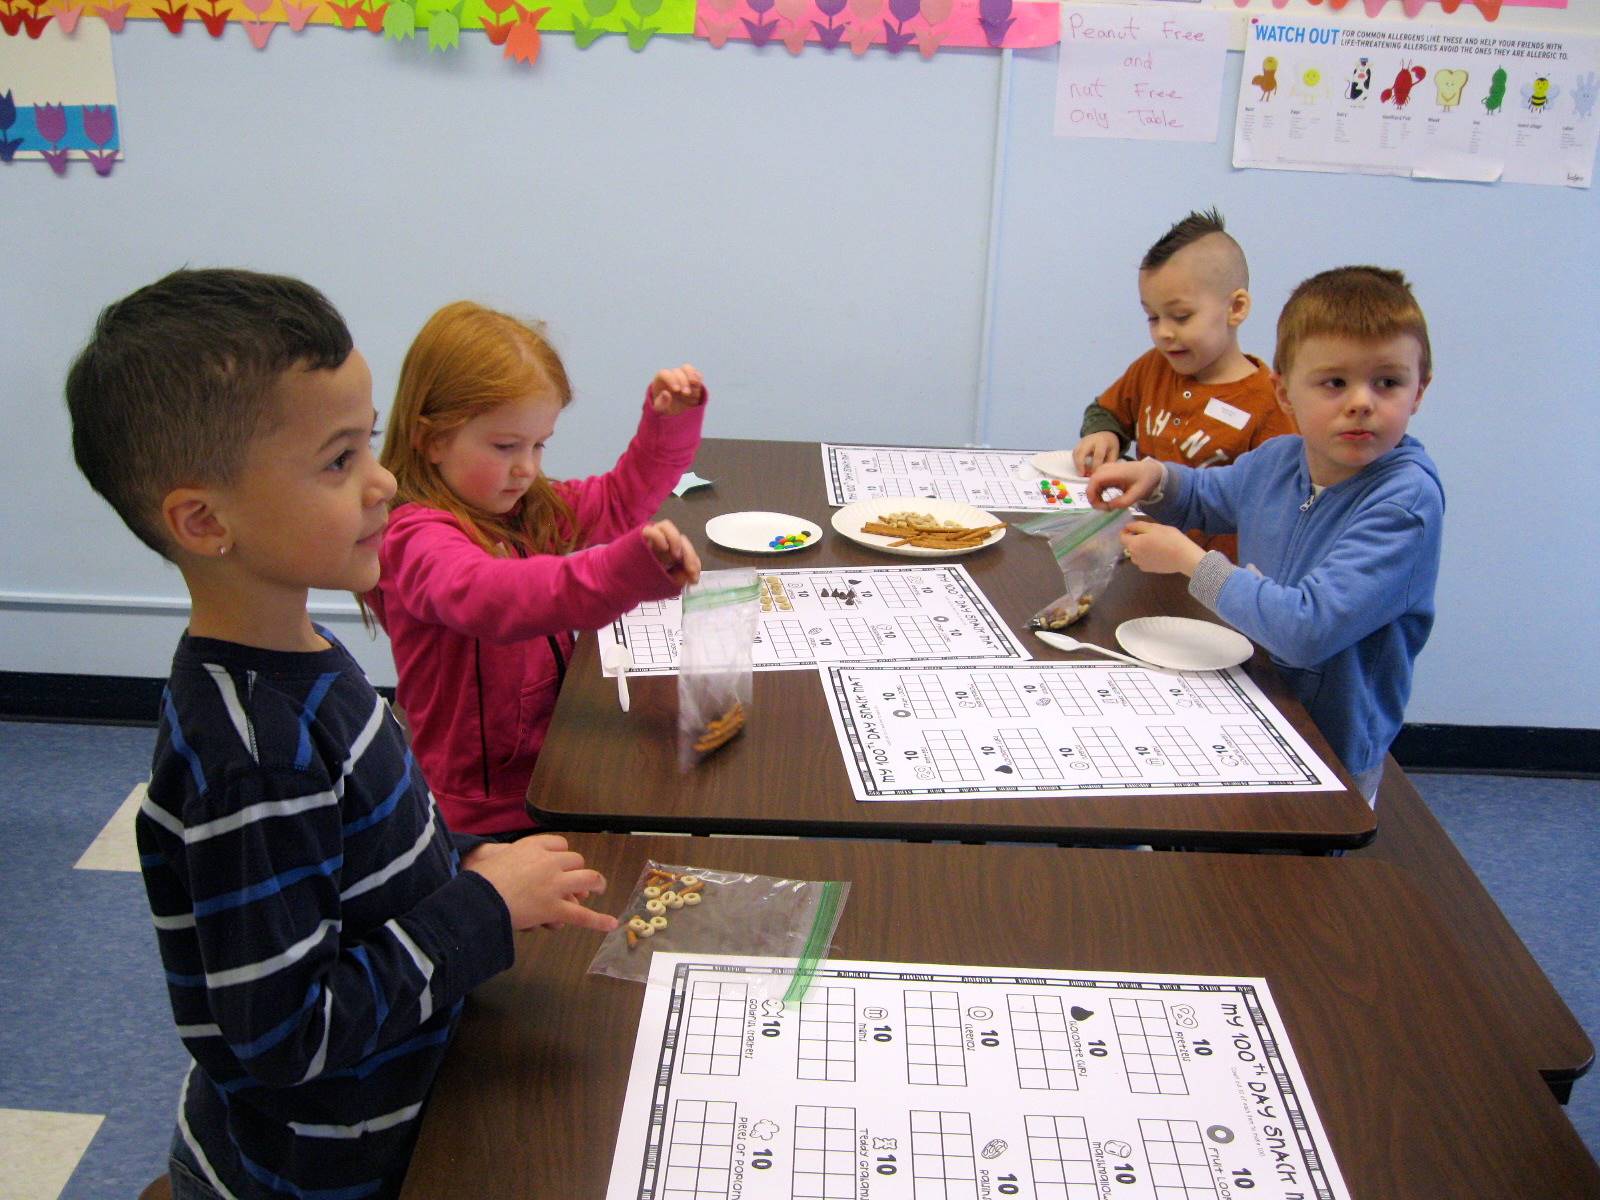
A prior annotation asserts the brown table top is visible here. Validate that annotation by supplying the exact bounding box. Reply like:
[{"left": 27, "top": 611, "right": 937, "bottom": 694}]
[
  {"left": 1359, "top": 760, "right": 1594, "bottom": 1091},
  {"left": 401, "top": 834, "right": 1600, "bottom": 1199},
  {"left": 528, "top": 438, "right": 1377, "bottom": 851}
]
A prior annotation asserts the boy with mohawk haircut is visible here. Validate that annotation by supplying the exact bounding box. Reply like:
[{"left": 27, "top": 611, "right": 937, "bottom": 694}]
[
  {"left": 1087, "top": 266, "right": 1444, "bottom": 803},
  {"left": 66, "top": 268, "right": 617, "bottom": 1200},
  {"left": 1071, "top": 208, "right": 1294, "bottom": 560}
]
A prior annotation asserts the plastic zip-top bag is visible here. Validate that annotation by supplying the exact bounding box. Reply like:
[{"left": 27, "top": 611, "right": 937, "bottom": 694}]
[
  {"left": 1023, "top": 508, "right": 1133, "bottom": 630},
  {"left": 587, "top": 860, "right": 850, "bottom": 996},
  {"left": 677, "top": 569, "right": 761, "bottom": 768}
]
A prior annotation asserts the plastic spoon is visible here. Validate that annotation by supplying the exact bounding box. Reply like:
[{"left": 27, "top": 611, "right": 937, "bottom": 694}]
[
  {"left": 602, "top": 644, "right": 633, "bottom": 712},
  {"left": 1033, "top": 629, "right": 1172, "bottom": 672}
]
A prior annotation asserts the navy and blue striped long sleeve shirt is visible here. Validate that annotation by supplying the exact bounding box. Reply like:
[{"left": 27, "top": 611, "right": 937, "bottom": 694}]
[{"left": 139, "top": 631, "right": 514, "bottom": 1200}]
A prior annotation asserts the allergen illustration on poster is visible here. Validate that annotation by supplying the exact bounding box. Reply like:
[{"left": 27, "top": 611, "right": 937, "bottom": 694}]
[{"left": 1232, "top": 15, "right": 1600, "bottom": 186}]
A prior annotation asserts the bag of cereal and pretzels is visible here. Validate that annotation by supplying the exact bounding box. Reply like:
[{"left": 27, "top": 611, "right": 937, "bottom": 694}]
[{"left": 677, "top": 569, "right": 760, "bottom": 768}]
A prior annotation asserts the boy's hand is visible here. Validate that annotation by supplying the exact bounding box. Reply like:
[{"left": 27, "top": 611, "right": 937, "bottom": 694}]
[
  {"left": 1121, "top": 521, "right": 1206, "bottom": 577},
  {"left": 1072, "top": 432, "right": 1121, "bottom": 476},
  {"left": 1087, "top": 459, "right": 1162, "bottom": 509},
  {"left": 641, "top": 520, "right": 701, "bottom": 586},
  {"left": 649, "top": 364, "right": 706, "bottom": 415},
  {"left": 466, "top": 834, "right": 618, "bottom": 934}
]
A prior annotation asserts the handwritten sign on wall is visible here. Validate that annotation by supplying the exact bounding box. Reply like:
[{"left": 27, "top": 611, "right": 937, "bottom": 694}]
[{"left": 1054, "top": 3, "right": 1229, "bottom": 142}]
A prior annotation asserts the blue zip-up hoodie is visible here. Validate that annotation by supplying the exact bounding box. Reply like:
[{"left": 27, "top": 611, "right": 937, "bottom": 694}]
[{"left": 1144, "top": 434, "right": 1444, "bottom": 778}]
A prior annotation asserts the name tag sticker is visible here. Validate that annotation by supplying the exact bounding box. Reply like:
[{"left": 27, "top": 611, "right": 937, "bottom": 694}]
[{"left": 1204, "top": 397, "right": 1250, "bottom": 430}]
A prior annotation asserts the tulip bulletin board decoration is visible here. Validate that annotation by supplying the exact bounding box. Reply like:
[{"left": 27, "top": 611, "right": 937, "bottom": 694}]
[
  {"left": 0, "top": 21, "right": 120, "bottom": 174},
  {"left": 697, "top": 0, "right": 1056, "bottom": 56},
  {"left": 1, "top": 0, "right": 699, "bottom": 54},
  {"left": 0, "top": 0, "right": 1057, "bottom": 62}
]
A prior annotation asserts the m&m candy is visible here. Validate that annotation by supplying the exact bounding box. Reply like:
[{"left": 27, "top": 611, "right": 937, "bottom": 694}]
[{"left": 1038, "top": 479, "right": 1077, "bottom": 506}]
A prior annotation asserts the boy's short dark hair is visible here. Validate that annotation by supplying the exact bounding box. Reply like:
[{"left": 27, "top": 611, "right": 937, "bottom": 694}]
[
  {"left": 1141, "top": 208, "right": 1244, "bottom": 284},
  {"left": 1273, "top": 265, "right": 1432, "bottom": 381},
  {"left": 66, "top": 268, "right": 353, "bottom": 558}
]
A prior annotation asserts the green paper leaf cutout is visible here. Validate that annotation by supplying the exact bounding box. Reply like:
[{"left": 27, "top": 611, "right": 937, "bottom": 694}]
[
  {"left": 427, "top": 7, "right": 460, "bottom": 46},
  {"left": 382, "top": 0, "right": 416, "bottom": 37},
  {"left": 571, "top": 13, "right": 605, "bottom": 44},
  {"left": 622, "top": 16, "right": 655, "bottom": 47}
]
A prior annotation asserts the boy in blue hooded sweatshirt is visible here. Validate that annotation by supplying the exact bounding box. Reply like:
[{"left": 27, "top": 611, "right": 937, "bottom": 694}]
[{"left": 1086, "top": 266, "right": 1443, "bottom": 804}]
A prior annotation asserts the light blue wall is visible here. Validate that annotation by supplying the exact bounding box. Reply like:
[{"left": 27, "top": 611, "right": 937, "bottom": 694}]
[
  {"left": 986, "top": 47, "right": 1600, "bottom": 730},
  {"left": 2, "top": 26, "right": 1595, "bottom": 732}
]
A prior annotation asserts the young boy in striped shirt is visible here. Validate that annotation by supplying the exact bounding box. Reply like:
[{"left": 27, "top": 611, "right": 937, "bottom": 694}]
[{"left": 66, "top": 268, "right": 618, "bottom": 1200}]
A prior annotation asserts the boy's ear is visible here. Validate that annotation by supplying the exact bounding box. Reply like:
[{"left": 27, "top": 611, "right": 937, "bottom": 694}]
[
  {"left": 1227, "top": 288, "right": 1251, "bottom": 328},
  {"left": 1272, "top": 372, "right": 1293, "bottom": 419},
  {"left": 161, "top": 487, "right": 231, "bottom": 558}
]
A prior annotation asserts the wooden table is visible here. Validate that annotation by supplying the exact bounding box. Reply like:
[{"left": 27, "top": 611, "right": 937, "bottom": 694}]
[
  {"left": 528, "top": 439, "right": 1377, "bottom": 851},
  {"left": 1357, "top": 760, "right": 1594, "bottom": 1100},
  {"left": 400, "top": 834, "right": 1600, "bottom": 1199}
]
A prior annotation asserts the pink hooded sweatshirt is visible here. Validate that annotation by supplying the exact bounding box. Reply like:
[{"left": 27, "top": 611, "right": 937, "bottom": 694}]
[{"left": 368, "top": 394, "right": 705, "bottom": 834}]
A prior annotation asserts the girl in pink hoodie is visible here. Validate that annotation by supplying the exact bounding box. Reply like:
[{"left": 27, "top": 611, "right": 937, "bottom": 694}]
[{"left": 366, "top": 302, "right": 705, "bottom": 835}]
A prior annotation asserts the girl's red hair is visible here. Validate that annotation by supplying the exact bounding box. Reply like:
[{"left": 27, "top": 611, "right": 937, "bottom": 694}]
[{"left": 381, "top": 301, "right": 579, "bottom": 557}]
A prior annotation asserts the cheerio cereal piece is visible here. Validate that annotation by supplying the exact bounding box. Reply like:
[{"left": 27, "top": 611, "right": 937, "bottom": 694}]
[{"left": 682, "top": 891, "right": 703, "bottom": 906}]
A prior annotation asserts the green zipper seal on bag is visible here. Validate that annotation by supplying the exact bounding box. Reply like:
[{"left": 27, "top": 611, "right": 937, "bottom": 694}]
[
  {"left": 1031, "top": 508, "right": 1124, "bottom": 562},
  {"left": 682, "top": 580, "right": 761, "bottom": 612},
  {"left": 784, "top": 881, "right": 846, "bottom": 1003}
]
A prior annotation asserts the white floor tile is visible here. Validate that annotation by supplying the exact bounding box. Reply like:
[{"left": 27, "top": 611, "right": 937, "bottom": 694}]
[
  {"left": 74, "top": 782, "right": 145, "bottom": 873},
  {"left": 0, "top": 1108, "right": 104, "bottom": 1200}
]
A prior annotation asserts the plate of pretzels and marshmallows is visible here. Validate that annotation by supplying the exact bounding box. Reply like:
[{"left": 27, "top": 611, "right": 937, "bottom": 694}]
[{"left": 831, "top": 497, "right": 1007, "bottom": 558}]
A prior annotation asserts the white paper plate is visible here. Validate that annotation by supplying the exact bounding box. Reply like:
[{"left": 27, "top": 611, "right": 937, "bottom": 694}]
[
  {"left": 1027, "top": 450, "right": 1089, "bottom": 483},
  {"left": 703, "top": 511, "right": 822, "bottom": 554},
  {"left": 1116, "top": 616, "right": 1253, "bottom": 672},
  {"left": 831, "top": 498, "right": 1006, "bottom": 558}
]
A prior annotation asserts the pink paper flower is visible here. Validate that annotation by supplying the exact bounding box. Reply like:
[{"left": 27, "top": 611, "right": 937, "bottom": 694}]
[
  {"left": 698, "top": 13, "right": 733, "bottom": 44},
  {"left": 921, "top": 0, "right": 948, "bottom": 22},
  {"left": 846, "top": 0, "right": 877, "bottom": 17},
  {"left": 93, "top": 0, "right": 129, "bottom": 25},
  {"left": 773, "top": 0, "right": 805, "bottom": 20}
]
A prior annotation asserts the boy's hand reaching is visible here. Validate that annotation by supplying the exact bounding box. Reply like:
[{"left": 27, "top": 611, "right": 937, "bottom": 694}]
[
  {"left": 642, "top": 520, "right": 701, "bottom": 586},
  {"left": 1072, "top": 433, "right": 1121, "bottom": 476},
  {"left": 1087, "top": 458, "right": 1163, "bottom": 510},
  {"left": 649, "top": 364, "right": 706, "bottom": 415},
  {"left": 1121, "top": 521, "right": 1206, "bottom": 577},
  {"left": 465, "top": 834, "right": 618, "bottom": 933}
]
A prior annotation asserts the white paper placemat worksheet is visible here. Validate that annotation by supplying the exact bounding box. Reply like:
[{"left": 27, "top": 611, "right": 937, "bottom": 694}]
[
  {"left": 606, "top": 952, "right": 1352, "bottom": 1200},
  {"left": 820, "top": 662, "right": 1345, "bottom": 801},
  {"left": 601, "top": 565, "right": 1032, "bottom": 676}
]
